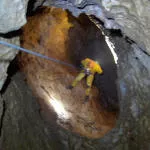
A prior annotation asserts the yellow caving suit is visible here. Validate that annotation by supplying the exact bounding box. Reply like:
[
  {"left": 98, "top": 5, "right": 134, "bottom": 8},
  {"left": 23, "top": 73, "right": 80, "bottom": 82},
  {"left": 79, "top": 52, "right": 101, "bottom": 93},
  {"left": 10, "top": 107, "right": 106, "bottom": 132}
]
[{"left": 71, "top": 58, "right": 103, "bottom": 100}]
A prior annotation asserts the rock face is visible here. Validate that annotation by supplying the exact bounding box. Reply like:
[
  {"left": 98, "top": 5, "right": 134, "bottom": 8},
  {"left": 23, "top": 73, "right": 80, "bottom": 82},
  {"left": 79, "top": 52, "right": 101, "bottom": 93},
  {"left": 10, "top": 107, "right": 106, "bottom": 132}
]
[
  {"left": 1, "top": 73, "right": 66, "bottom": 150},
  {"left": 90, "top": 35, "right": 150, "bottom": 150},
  {"left": 101, "top": 0, "right": 150, "bottom": 55},
  {"left": 0, "top": 0, "right": 28, "bottom": 33},
  {"left": 0, "top": 37, "right": 19, "bottom": 90},
  {"left": 0, "top": 0, "right": 29, "bottom": 90},
  {"left": 46, "top": 0, "right": 150, "bottom": 54},
  {"left": 19, "top": 7, "right": 117, "bottom": 138}
]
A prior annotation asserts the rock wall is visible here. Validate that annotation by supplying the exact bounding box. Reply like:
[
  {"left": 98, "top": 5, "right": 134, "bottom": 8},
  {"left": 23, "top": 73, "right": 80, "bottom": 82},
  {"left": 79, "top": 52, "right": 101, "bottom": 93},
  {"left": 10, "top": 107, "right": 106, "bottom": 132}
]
[
  {"left": 48, "top": 0, "right": 150, "bottom": 55},
  {"left": 96, "top": 35, "right": 150, "bottom": 150},
  {"left": 0, "top": 37, "right": 19, "bottom": 90},
  {"left": 101, "top": 0, "right": 150, "bottom": 55},
  {"left": 0, "top": 73, "right": 65, "bottom": 150},
  {"left": 0, "top": 0, "right": 28, "bottom": 33},
  {"left": 0, "top": 0, "right": 29, "bottom": 91}
]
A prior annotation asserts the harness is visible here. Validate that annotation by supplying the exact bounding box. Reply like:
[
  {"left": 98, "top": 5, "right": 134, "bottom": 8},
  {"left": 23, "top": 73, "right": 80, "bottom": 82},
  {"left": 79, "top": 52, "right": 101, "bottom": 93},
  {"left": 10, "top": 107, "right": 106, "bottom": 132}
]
[{"left": 84, "top": 68, "right": 92, "bottom": 75}]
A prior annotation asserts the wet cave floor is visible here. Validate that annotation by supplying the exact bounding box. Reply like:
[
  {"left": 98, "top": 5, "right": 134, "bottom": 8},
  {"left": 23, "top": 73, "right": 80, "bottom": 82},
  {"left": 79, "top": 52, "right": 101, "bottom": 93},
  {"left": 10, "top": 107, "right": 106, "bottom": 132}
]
[{"left": 7, "top": 6, "right": 119, "bottom": 139}]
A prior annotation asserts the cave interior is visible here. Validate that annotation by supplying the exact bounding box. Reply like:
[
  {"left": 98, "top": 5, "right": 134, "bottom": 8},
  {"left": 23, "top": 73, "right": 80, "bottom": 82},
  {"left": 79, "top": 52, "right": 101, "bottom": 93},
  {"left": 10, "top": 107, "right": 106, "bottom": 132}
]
[{"left": 1, "top": 1, "right": 149, "bottom": 149}]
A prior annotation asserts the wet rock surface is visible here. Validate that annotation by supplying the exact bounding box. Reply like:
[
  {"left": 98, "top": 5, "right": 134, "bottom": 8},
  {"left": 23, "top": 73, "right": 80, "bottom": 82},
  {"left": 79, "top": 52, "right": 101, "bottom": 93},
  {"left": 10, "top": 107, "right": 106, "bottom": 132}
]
[{"left": 19, "top": 6, "right": 117, "bottom": 138}]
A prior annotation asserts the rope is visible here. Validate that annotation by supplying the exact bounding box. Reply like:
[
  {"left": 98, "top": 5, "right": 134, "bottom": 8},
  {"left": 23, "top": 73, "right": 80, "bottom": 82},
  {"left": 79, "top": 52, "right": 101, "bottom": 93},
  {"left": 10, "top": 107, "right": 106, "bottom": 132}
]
[{"left": 0, "top": 40, "right": 76, "bottom": 69}]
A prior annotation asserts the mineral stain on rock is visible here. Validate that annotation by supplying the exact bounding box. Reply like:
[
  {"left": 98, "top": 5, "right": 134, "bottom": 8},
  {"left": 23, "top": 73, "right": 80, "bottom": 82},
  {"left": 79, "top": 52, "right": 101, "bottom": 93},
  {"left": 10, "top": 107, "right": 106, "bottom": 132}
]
[{"left": 19, "top": 6, "right": 117, "bottom": 138}]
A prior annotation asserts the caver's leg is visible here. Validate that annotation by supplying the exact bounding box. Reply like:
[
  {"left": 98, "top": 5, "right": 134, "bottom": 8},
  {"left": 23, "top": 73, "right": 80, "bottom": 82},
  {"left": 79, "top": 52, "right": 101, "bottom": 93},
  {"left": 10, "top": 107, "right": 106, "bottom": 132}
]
[
  {"left": 67, "top": 71, "right": 86, "bottom": 89},
  {"left": 71, "top": 72, "right": 86, "bottom": 87},
  {"left": 85, "top": 74, "right": 94, "bottom": 102}
]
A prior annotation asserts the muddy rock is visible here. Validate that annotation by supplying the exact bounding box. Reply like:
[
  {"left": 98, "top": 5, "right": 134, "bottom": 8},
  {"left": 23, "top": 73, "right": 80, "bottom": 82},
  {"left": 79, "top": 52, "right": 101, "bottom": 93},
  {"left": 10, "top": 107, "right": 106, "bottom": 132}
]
[{"left": 19, "top": 6, "right": 117, "bottom": 138}]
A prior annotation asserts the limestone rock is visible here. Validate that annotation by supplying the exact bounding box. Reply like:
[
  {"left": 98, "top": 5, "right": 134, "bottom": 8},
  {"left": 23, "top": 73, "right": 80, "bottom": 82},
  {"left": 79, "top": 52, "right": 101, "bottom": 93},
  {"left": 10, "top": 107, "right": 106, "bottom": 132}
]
[
  {"left": 46, "top": 0, "right": 150, "bottom": 54},
  {"left": 0, "top": 37, "right": 19, "bottom": 90},
  {"left": 0, "top": 0, "right": 28, "bottom": 90},
  {"left": 1, "top": 73, "right": 65, "bottom": 150},
  {"left": 0, "top": 95, "right": 4, "bottom": 128},
  {"left": 101, "top": 0, "right": 150, "bottom": 55},
  {"left": 45, "top": 0, "right": 120, "bottom": 29},
  {"left": 94, "top": 35, "right": 150, "bottom": 150},
  {"left": 0, "top": 0, "right": 28, "bottom": 33}
]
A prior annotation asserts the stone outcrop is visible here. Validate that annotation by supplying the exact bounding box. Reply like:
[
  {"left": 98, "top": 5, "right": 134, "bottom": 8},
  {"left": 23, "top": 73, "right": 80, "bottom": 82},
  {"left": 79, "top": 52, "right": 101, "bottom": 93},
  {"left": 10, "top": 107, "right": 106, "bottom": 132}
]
[
  {"left": 0, "top": 0, "right": 28, "bottom": 33},
  {"left": 101, "top": 0, "right": 150, "bottom": 55},
  {"left": 1, "top": 73, "right": 65, "bottom": 150},
  {"left": 47, "top": 0, "right": 150, "bottom": 54},
  {"left": 0, "top": 0, "right": 29, "bottom": 90},
  {"left": 0, "top": 37, "right": 19, "bottom": 90}
]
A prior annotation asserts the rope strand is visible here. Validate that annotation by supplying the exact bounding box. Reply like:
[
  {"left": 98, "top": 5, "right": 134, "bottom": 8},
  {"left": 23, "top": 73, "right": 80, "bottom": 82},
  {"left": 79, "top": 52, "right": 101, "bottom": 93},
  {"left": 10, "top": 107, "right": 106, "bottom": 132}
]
[{"left": 0, "top": 40, "right": 76, "bottom": 69}]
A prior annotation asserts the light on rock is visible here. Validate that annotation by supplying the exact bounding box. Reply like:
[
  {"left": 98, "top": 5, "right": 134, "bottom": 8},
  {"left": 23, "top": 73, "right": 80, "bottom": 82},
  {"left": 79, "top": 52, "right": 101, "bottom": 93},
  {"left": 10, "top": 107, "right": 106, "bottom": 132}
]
[
  {"left": 105, "top": 36, "right": 118, "bottom": 64},
  {"left": 49, "top": 95, "right": 70, "bottom": 120}
]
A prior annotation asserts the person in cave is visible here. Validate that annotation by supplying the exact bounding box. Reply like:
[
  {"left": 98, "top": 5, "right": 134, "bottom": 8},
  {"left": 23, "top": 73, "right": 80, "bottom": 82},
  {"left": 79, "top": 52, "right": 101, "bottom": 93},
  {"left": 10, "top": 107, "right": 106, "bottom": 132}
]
[{"left": 68, "top": 58, "right": 103, "bottom": 102}]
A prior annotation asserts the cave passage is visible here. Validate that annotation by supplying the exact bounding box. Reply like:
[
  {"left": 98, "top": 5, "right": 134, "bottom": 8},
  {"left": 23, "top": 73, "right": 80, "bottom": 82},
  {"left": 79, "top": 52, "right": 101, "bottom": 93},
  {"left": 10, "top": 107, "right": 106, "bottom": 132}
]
[
  {"left": 17, "top": 6, "right": 118, "bottom": 138},
  {"left": 67, "top": 13, "right": 118, "bottom": 110}
]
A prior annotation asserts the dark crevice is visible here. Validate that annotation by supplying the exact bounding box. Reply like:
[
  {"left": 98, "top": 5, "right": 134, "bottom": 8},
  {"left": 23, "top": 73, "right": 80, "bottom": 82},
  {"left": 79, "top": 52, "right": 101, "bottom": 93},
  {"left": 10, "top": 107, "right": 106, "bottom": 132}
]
[
  {"left": 26, "top": 0, "right": 46, "bottom": 16},
  {"left": 77, "top": 3, "right": 97, "bottom": 9},
  {"left": 108, "top": 29, "right": 123, "bottom": 37},
  {"left": 125, "top": 36, "right": 150, "bottom": 56},
  {"left": 0, "top": 29, "right": 22, "bottom": 39},
  {"left": 125, "top": 36, "right": 135, "bottom": 44},
  {"left": 0, "top": 78, "right": 11, "bottom": 95},
  {"left": 0, "top": 97, "right": 6, "bottom": 137},
  {"left": 26, "top": 0, "right": 37, "bottom": 16},
  {"left": 137, "top": 46, "right": 149, "bottom": 56},
  {"left": 0, "top": 57, "right": 19, "bottom": 94},
  {"left": 103, "top": 28, "right": 149, "bottom": 57}
]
